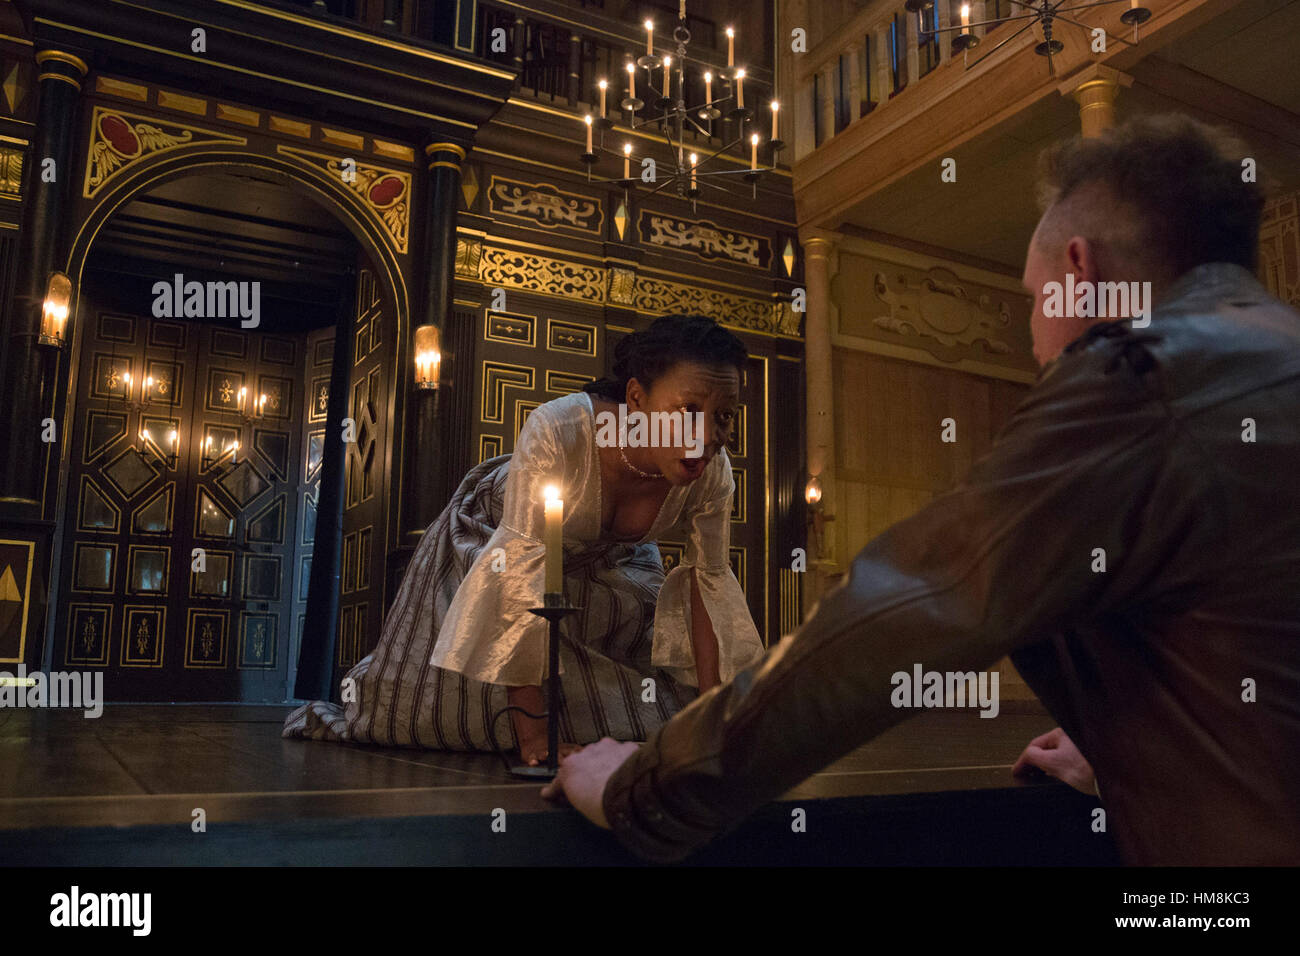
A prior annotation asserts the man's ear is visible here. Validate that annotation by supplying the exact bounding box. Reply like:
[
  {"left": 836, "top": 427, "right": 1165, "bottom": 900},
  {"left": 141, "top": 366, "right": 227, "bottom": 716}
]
[
  {"left": 1064, "top": 236, "right": 1101, "bottom": 284},
  {"left": 625, "top": 377, "right": 645, "bottom": 410}
]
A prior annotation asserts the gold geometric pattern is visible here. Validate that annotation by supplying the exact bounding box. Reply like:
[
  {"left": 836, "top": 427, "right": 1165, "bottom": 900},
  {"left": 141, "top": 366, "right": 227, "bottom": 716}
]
[
  {"left": 185, "top": 608, "right": 228, "bottom": 669},
  {"left": 479, "top": 246, "right": 604, "bottom": 303},
  {"left": 278, "top": 145, "right": 410, "bottom": 254},
  {"left": 480, "top": 362, "right": 535, "bottom": 425},
  {"left": 634, "top": 275, "right": 775, "bottom": 333},
  {"left": 83, "top": 106, "right": 246, "bottom": 198},
  {"left": 122, "top": 606, "right": 166, "bottom": 667}
]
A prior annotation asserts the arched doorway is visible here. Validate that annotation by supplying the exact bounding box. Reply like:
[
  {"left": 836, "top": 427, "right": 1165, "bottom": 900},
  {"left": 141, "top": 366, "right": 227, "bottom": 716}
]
[{"left": 52, "top": 162, "right": 400, "bottom": 702}]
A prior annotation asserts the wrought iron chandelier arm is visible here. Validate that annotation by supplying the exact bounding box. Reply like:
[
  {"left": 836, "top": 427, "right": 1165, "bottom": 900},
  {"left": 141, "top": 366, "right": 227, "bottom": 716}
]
[
  {"left": 1052, "top": 0, "right": 1139, "bottom": 10},
  {"left": 926, "top": 11, "right": 1041, "bottom": 34}
]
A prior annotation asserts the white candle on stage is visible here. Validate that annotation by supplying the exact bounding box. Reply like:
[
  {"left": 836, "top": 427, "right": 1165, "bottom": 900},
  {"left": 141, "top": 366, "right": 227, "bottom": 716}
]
[
  {"left": 726, "top": 27, "right": 735, "bottom": 67},
  {"left": 750, "top": 133, "right": 759, "bottom": 169},
  {"left": 584, "top": 114, "right": 593, "bottom": 152},
  {"left": 771, "top": 100, "right": 780, "bottom": 139},
  {"left": 543, "top": 485, "right": 563, "bottom": 594},
  {"left": 645, "top": 19, "right": 654, "bottom": 56},
  {"left": 598, "top": 79, "right": 607, "bottom": 117},
  {"left": 735, "top": 68, "right": 745, "bottom": 109}
]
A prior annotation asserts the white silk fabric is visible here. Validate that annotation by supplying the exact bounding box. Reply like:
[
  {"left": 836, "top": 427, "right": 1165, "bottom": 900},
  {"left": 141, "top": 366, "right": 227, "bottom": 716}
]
[{"left": 428, "top": 391, "right": 765, "bottom": 687}]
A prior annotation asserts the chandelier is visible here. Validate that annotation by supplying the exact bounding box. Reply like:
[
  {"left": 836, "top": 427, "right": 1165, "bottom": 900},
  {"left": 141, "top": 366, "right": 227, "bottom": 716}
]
[
  {"left": 578, "top": 0, "right": 781, "bottom": 206},
  {"left": 905, "top": 0, "right": 1153, "bottom": 75}
]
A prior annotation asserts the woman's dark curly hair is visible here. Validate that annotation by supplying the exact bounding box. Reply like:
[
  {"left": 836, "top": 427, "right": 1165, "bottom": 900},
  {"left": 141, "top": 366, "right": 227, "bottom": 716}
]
[{"left": 582, "top": 313, "right": 747, "bottom": 402}]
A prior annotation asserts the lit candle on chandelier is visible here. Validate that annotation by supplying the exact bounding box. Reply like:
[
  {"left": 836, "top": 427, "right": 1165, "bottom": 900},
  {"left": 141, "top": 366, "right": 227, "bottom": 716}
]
[
  {"left": 644, "top": 19, "right": 654, "bottom": 56},
  {"left": 735, "top": 68, "right": 745, "bottom": 109},
  {"left": 626, "top": 60, "right": 636, "bottom": 100},
  {"left": 679, "top": 0, "right": 686, "bottom": 20},
  {"left": 689, "top": 152, "right": 698, "bottom": 189},
  {"left": 597, "top": 78, "right": 607, "bottom": 118},
  {"left": 662, "top": 55, "right": 672, "bottom": 97},
  {"left": 961, "top": 3, "right": 971, "bottom": 35},
  {"left": 584, "top": 114, "right": 593, "bottom": 152},
  {"left": 770, "top": 100, "right": 780, "bottom": 139},
  {"left": 750, "top": 133, "right": 759, "bottom": 170},
  {"left": 623, "top": 142, "right": 632, "bottom": 179},
  {"left": 704, "top": 71, "right": 713, "bottom": 104},
  {"left": 726, "top": 26, "right": 735, "bottom": 67},
  {"left": 543, "top": 484, "right": 563, "bottom": 594}
]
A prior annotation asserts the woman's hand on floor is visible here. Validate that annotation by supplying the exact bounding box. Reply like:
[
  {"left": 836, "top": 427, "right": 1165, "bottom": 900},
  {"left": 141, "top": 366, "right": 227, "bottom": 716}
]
[
  {"left": 1012, "top": 726, "right": 1096, "bottom": 794},
  {"left": 540, "top": 737, "right": 641, "bottom": 829}
]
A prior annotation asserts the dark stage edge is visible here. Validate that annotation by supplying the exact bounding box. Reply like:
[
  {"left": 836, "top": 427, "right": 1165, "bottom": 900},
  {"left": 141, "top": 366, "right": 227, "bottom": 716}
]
[{"left": 0, "top": 704, "right": 1119, "bottom": 865}]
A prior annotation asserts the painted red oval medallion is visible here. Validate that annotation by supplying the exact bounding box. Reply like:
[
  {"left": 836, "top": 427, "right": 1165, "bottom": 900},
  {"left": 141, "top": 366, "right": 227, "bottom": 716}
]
[{"left": 100, "top": 114, "right": 141, "bottom": 157}]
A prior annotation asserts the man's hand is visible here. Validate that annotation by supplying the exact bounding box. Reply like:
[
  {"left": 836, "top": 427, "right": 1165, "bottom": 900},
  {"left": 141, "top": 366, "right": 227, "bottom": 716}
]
[
  {"left": 540, "top": 737, "right": 641, "bottom": 829},
  {"left": 1012, "top": 726, "right": 1096, "bottom": 794}
]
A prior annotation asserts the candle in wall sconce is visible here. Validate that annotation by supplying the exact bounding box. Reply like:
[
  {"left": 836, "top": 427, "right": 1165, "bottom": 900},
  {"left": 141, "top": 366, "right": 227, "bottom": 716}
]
[
  {"left": 413, "top": 324, "right": 442, "bottom": 390},
  {"left": 543, "top": 484, "right": 563, "bottom": 595},
  {"left": 623, "top": 142, "right": 632, "bottom": 179},
  {"left": 584, "top": 113, "right": 593, "bottom": 152},
  {"left": 961, "top": 3, "right": 971, "bottom": 35},
  {"left": 771, "top": 100, "right": 780, "bottom": 139},
  {"left": 662, "top": 55, "right": 672, "bottom": 96},
  {"left": 726, "top": 26, "right": 735, "bottom": 67},
  {"left": 735, "top": 68, "right": 745, "bottom": 109},
  {"left": 257, "top": 394, "right": 268, "bottom": 417},
  {"left": 597, "top": 79, "right": 607, "bottom": 118},
  {"left": 230, "top": 440, "right": 240, "bottom": 463},
  {"left": 168, "top": 429, "right": 178, "bottom": 451},
  {"left": 122, "top": 370, "right": 133, "bottom": 401},
  {"left": 144, "top": 376, "right": 154, "bottom": 400},
  {"left": 750, "top": 133, "right": 759, "bottom": 170},
  {"left": 237, "top": 385, "right": 247, "bottom": 411}
]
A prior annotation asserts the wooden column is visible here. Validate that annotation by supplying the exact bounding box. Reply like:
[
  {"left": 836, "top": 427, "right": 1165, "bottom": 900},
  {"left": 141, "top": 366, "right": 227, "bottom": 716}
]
[
  {"left": 801, "top": 233, "right": 838, "bottom": 609},
  {"left": 1060, "top": 64, "right": 1133, "bottom": 138},
  {"left": 819, "top": 63, "right": 835, "bottom": 143},
  {"left": 0, "top": 49, "right": 88, "bottom": 509}
]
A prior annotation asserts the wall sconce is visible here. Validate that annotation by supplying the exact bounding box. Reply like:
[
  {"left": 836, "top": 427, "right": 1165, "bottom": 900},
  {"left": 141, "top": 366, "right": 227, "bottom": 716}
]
[
  {"left": 38, "top": 271, "right": 72, "bottom": 348},
  {"left": 414, "top": 324, "right": 441, "bottom": 391},
  {"left": 805, "top": 473, "right": 835, "bottom": 565}
]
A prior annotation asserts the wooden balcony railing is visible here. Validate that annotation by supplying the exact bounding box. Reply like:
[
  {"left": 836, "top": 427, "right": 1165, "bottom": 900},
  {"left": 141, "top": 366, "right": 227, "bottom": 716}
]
[
  {"left": 252, "top": 0, "right": 774, "bottom": 163},
  {"left": 792, "top": 0, "right": 1013, "bottom": 162}
]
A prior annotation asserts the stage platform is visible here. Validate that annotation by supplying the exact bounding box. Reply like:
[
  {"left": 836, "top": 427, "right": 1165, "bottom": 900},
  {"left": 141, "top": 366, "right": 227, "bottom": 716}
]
[{"left": 0, "top": 703, "right": 1119, "bottom": 866}]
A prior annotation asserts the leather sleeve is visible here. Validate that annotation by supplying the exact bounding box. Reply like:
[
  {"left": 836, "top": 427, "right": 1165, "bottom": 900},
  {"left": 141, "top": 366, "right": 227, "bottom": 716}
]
[{"left": 601, "top": 332, "right": 1215, "bottom": 862}]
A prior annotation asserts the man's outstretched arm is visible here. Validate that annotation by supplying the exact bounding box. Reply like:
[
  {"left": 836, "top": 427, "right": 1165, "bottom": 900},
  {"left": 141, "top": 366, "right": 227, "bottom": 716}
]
[{"left": 582, "top": 341, "right": 1218, "bottom": 862}]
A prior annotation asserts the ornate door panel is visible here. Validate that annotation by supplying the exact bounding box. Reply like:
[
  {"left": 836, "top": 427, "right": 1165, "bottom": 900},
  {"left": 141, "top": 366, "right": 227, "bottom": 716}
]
[
  {"left": 338, "top": 268, "right": 388, "bottom": 670},
  {"left": 56, "top": 311, "right": 305, "bottom": 700}
]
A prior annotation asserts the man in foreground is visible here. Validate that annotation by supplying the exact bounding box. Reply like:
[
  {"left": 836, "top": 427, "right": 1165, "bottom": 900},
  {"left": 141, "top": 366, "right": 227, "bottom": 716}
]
[{"left": 544, "top": 114, "right": 1300, "bottom": 865}]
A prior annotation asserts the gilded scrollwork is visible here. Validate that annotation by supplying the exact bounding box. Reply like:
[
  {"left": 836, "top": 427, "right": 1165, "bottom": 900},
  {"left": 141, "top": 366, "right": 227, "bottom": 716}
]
[
  {"left": 640, "top": 212, "right": 770, "bottom": 269},
  {"left": 489, "top": 176, "right": 602, "bottom": 233}
]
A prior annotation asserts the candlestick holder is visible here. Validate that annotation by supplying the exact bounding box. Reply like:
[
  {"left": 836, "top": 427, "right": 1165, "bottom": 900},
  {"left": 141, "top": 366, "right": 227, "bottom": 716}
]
[{"left": 500, "top": 593, "right": 580, "bottom": 779}]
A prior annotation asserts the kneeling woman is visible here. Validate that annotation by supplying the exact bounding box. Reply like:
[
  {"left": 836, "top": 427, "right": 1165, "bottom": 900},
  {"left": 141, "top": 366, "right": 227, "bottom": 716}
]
[{"left": 283, "top": 314, "right": 766, "bottom": 764}]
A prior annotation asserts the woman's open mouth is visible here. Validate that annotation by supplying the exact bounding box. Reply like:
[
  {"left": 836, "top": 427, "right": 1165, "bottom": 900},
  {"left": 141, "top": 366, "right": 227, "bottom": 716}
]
[{"left": 679, "top": 456, "right": 706, "bottom": 480}]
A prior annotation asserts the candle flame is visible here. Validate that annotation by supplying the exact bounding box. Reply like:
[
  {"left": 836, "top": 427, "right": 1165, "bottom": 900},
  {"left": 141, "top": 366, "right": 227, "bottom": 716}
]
[
  {"left": 544, "top": 485, "right": 560, "bottom": 501},
  {"left": 751, "top": 133, "right": 759, "bottom": 144},
  {"left": 584, "top": 114, "right": 593, "bottom": 125},
  {"left": 598, "top": 79, "right": 607, "bottom": 89},
  {"left": 771, "top": 100, "right": 780, "bottom": 112},
  {"left": 644, "top": 19, "right": 653, "bottom": 31},
  {"left": 689, "top": 152, "right": 698, "bottom": 164},
  {"left": 726, "top": 26, "right": 734, "bottom": 37},
  {"left": 626, "top": 61, "right": 635, "bottom": 73},
  {"left": 623, "top": 142, "right": 632, "bottom": 155},
  {"left": 736, "top": 68, "right": 745, "bottom": 79}
]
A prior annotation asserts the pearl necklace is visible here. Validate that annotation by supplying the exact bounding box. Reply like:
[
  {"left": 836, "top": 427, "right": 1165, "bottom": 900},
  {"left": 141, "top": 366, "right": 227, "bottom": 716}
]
[{"left": 619, "top": 444, "right": 665, "bottom": 479}]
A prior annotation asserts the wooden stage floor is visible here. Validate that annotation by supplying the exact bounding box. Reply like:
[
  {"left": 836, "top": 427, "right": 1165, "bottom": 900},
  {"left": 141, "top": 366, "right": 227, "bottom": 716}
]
[{"left": 0, "top": 703, "right": 1119, "bottom": 865}]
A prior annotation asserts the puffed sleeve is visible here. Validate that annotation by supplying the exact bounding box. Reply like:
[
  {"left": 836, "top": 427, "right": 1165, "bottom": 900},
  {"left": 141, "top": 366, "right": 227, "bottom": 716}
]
[
  {"left": 428, "top": 404, "right": 570, "bottom": 686},
  {"left": 651, "top": 449, "right": 766, "bottom": 687}
]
